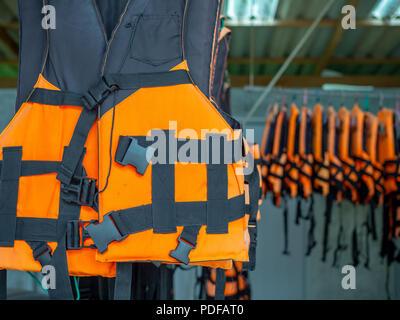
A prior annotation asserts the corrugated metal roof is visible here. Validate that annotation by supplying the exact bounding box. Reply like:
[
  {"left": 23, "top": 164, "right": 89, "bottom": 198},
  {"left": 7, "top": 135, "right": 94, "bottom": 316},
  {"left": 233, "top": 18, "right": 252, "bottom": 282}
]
[{"left": 225, "top": 0, "right": 400, "bottom": 77}]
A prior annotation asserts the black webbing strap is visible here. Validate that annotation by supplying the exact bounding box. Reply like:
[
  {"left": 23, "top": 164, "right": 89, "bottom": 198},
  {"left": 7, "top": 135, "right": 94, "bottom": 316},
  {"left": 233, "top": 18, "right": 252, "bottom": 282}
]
[
  {"left": 0, "top": 270, "right": 6, "bottom": 300},
  {"left": 321, "top": 194, "right": 334, "bottom": 262},
  {"left": 104, "top": 70, "right": 191, "bottom": 90},
  {"left": 170, "top": 226, "right": 201, "bottom": 265},
  {"left": 56, "top": 108, "right": 97, "bottom": 185},
  {"left": 28, "top": 88, "right": 83, "bottom": 107},
  {"left": 0, "top": 160, "right": 60, "bottom": 176},
  {"left": 295, "top": 199, "right": 302, "bottom": 225},
  {"left": 115, "top": 135, "right": 243, "bottom": 167},
  {"left": 159, "top": 265, "right": 169, "bottom": 300},
  {"left": 363, "top": 220, "right": 371, "bottom": 269},
  {"left": 27, "top": 241, "right": 52, "bottom": 266},
  {"left": 391, "top": 195, "right": 400, "bottom": 241},
  {"left": 215, "top": 268, "right": 226, "bottom": 300},
  {"left": 295, "top": 198, "right": 310, "bottom": 225},
  {"left": 206, "top": 134, "right": 229, "bottom": 234},
  {"left": 282, "top": 198, "right": 290, "bottom": 255},
  {"left": 369, "top": 200, "right": 377, "bottom": 241},
  {"left": 332, "top": 224, "right": 347, "bottom": 267},
  {"left": 0, "top": 147, "right": 22, "bottom": 247},
  {"left": 380, "top": 193, "right": 395, "bottom": 263},
  {"left": 87, "top": 195, "right": 244, "bottom": 254},
  {"left": 47, "top": 163, "right": 87, "bottom": 300},
  {"left": 152, "top": 160, "right": 176, "bottom": 234},
  {"left": 152, "top": 130, "right": 177, "bottom": 234},
  {"left": 352, "top": 225, "right": 360, "bottom": 267},
  {"left": 243, "top": 166, "right": 260, "bottom": 271},
  {"left": 332, "top": 202, "right": 347, "bottom": 267},
  {"left": 305, "top": 196, "right": 316, "bottom": 256},
  {"left": 114, "top": 262, "right": 133, "bottom": 300}
]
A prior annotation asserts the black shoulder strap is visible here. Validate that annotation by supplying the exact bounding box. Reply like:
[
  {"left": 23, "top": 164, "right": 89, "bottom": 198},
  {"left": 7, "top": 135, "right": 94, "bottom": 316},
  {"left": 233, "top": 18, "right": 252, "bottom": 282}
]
[
  {"left": 214, "top": 268, "right": 226, "bottom": 300},
  {"left": 114, "top": 262, "right": 133, "bottom": 300}
]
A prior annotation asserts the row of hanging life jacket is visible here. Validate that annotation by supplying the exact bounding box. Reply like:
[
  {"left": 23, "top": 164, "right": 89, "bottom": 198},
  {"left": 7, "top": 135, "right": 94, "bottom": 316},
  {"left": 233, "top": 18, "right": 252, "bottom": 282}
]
[
  {"left": 260, "top": 102, "right": 400, "bottom": 264},
  {"left": 0, "top": 0, "right": 262, "bottom": 300}
]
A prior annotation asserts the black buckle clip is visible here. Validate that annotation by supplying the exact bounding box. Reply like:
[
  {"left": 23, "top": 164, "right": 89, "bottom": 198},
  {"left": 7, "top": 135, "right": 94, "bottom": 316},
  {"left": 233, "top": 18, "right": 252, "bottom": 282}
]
[
  {"left": 116, "top": 137, "right": 154, "bottom": 175},
  {"left": 61, "top": 175, "right": 97, "bottom": 207},
  {"left": 82, "top": 78, "right": 119, "bottom": 110},
  {"left": 33, "top": 244, "right": 52, "bottom": 266},
  {"left": 170, "top": 236, "right": 196, "bottom": 265},
  {"left": 85, "top": 213, "right": 127, "bottom": 254},
  {"left": 66, "top": 220, "right": 96, "bottom": 250}
]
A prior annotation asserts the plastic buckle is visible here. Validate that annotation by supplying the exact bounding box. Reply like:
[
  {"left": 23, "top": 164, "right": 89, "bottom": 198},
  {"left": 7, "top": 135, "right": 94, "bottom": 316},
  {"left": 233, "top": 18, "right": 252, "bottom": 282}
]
[
  {"left": 85, "top": 213, "right": 127, "bottom": 254},
  {"left": 116, "top": 137, "right": 154, "bottom": 175},
  {"left": 82, "top": 78, "right": 119, "bottom": 110},
  {"left": 66, "top": 220, "right": 96, "bottom": 250},
  {"left": 170, "top": 236, "right": 196, "bottom": 265},
  {"left": 33, "top": 244, "right": 52, "bottom": 266},
  {"left": 61, "top": 176, "right": 97, "bottom": 207}
]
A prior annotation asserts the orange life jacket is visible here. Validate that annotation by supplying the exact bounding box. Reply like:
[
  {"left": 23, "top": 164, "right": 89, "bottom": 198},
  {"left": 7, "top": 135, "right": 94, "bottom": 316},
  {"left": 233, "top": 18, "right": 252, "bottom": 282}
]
[
  {"left": 327, "top": 106, "right": 343, "bottom": 202},
  {"left": 338, "top": 107, "right": 359, "bottom": 203},
  {"left": 206, "top": 262, "right": 250, "bottom": 300},
  {"left": 365, "top": 112, "right": 384, "bottom": 206},
  {"left": 268, "top": 107, "right": 288, "bottom": 207},
  {"left": 312, "top": 104, "right": 330, "bottom": 196},
  {"left": 0, "top": 0, "right": 249, "bottom": 300},
  {"left": 378, "top": 109, "right": 400, "bottom": 248},
  {"left": 243, "top": 142, "right": 262, "bottom": 271},
  {"left": 260, "top": 104, "right": 279, "bottom": 198},
  {"left": 351, "top": 105, "right": 375, "bottom": 203},
  {"left": 284, "top": 104, "right": 300, "bottom": 198},
  {"left": 298, "top": 106, "right": 313, "bottom": 200}
]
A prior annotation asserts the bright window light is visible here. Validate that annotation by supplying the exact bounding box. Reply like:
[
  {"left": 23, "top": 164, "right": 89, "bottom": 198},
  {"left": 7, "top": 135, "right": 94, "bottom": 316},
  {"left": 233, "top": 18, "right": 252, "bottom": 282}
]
[
  {"left": 252, "top": 0, "right": 279, "bottom": 20},
  {"left": 371, "top": 0, "right": 400, "bottom": 19},
  {"left": 392, "top": 5, "right": 400, "bottom": 18},
  {"left": 225, "top": 0, "right": 279, "bottom": 21}
]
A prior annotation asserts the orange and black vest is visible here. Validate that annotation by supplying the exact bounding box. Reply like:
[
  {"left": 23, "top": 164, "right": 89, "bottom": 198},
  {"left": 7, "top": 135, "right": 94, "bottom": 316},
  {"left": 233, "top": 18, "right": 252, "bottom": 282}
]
[
  {"left": 284, "top": 104, "right": 300, "bottom": 199},
  {"left": 338, "top": 107, "right": 358, "bottom": 203},
  {"left": 0, "top": 0, "right": 249, "bottom": 300},
  {"left": 351, "top": 105, "right": 375, "bottom": 204},
  {"left": 378, "top": 109, "right": 400, "bottom": 263},
  {"left": 312, "top": 104, "right": 330, "bottom": 196},
  {"left": 205, "top": 262, "right": 250, "bottom": 300},
  {"left": 268, "top": 106, "right": 288, "bottom": 207},
  {"left": 327, "top": 106, "right": 343, "bottom": 202},
  {"left": 260, "top": 104, "right": 279, "bottom": 198},
  {"left": 298, "top": 106, "right": 313, "bottom": 200},
  {"left": 365, "top": 112, "right": 384, "bottom": 206},
  {"left": 243, "top": 143, "right": 262, "bottom": 271}
]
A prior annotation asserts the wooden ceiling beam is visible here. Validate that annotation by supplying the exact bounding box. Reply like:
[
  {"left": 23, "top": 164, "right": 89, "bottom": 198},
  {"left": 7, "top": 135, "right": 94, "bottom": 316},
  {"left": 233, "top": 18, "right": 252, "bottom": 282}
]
[
  {"left": 0, "top": 77, "right": 17, "bottom": 88},
  {"left": 0, "top": 22, "right": 18, "bottom": 30}
]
